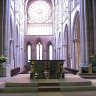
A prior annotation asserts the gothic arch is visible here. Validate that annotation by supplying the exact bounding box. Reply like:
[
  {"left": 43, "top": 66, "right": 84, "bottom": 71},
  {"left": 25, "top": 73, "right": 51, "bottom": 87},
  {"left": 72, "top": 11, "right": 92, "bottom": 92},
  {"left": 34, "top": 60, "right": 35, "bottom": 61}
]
[
  {"left": 27, "top": 41, "right": 32, "bottom": 46},
  {"left": 46, "top": 41, "right": 53, "bottom": 48},
  {"left": 35, "top": 38, "right": 43, "bottom": 45},
  {"left": 35, "top": 38, "right": 43, "bottom": 60},
  {"left": 35, "top": 38, "right": 44, "bottom": 50},
  {"left": 46, "top": 41, "right": 53, "bottom": 60},
  {"left": 26, "top": 41, "right": 32, "bottom": 63},
  {"left": 9, "top": 16, "right": 15, "bottom": 68},
  {"left": 64, "top": 24, "right": 68, "bottom": 45},
  {"left": 63, "top": 24, "right": 69, "bottom": 67},
  {"left": 26, "top": 41, "right": 32, "bottom": 51},
  {"left": 72, "top": 11, "right": 80, "bottom": 69}
]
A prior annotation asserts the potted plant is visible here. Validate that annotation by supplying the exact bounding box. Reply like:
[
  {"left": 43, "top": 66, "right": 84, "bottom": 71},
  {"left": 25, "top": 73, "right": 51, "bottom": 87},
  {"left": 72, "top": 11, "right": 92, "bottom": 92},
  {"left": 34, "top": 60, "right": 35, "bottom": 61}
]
[
  {"left": 0, "top": 55, "right": 7, "bottom": 76},
  {"left": 90, "top": 54, "right": 96, "bottom": 73},
  {"left": 0, "top": 55, "right": 8, "bottom": 63}
]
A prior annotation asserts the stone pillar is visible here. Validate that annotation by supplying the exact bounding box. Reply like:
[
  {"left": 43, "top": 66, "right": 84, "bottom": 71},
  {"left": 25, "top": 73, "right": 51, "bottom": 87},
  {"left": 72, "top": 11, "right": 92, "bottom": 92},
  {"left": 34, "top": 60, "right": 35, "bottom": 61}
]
[
  {"left": 44, "top": 50, "right": 47, "bottom": 60},
  {"left": 80, "top": 0, "right": 87, "bottom": 67},
  {"left": 80, "top": 0, "right": 94, "bottom": 73},
  {"left": 0, "top": 0, "right": 6, "bottom": 55},
  {"left": 24, "top": 47, "right": 28, "bottom": 64},
  {"left": 93, "top": 0, "right": 96, "bottom": 53},
  {"left": 68, "top": 0, "right": 72, "bottom": 68},
  {"left": 85, "top": 0, "right": 94, "bottom": 60},
  {"left": 0, "top": 0, "right": 10, "bottom": 77},
  {"left": 6, "top": 63, "right": 11, "bottom": 77},
  {"left": 32, "top": 44, "right": 36, "bottom": 60}
]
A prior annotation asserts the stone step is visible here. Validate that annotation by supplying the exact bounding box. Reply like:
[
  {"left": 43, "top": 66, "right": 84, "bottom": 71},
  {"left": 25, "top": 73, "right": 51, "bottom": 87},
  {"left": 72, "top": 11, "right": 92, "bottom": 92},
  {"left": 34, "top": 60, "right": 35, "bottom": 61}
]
[
  {"left": 60, "top": 86, "right": 96, "bottom": 92},
  {"left": 38, "top": 82, "right": 59, "bottom": 86},
  {"left": 39, "top": 86, "right": 96, "bottom": 92},
  {"left": 1, "top": 85, "right": 96, "bottom": 93},
  {"left": 0, "top": 82, "right": 5, "bottom": 88},
  {"left": 0, "top": 78, "right": 93, "bottom": 93},
  {"left": 38, "top": 86, "right": 60, "bottom": 92},
  {"left": 6, "top": 83, "right": 38, "bottom": 87},
  {"left": 79, "top": 73, "right": 96, "bottom": 79},
  {"left": 59, "top": 81, "right": 91, "bottom": 86},
  {"left": 6, "top": 80, "right": 91, "bottom": 88},
  {"left": 0, "top": 87, "right": 38, "bottom": 93}
]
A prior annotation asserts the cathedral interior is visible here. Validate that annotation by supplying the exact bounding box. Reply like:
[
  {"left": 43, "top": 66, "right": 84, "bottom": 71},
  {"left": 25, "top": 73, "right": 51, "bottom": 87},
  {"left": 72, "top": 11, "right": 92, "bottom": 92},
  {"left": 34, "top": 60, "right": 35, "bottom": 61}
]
[{"left": 0, "top": 0, "right": 96, "bottom": 95}]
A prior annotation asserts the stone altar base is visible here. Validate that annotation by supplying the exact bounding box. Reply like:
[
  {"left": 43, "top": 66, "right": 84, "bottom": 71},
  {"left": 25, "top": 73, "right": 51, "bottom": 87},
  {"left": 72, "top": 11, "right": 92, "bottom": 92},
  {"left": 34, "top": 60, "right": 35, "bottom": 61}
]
[
  {"left": 0, "top": 74, "right": 96, "bottom": 93},
  {"left": 29, "top": 60, "right": 65, "bottom": 79}
]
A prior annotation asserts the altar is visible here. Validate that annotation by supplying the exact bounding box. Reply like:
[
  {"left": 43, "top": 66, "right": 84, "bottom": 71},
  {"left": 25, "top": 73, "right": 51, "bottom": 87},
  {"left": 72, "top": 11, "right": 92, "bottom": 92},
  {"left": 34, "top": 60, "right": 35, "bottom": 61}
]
[{"left": 29, "top": 60, "right": 65, "bottom": 79}]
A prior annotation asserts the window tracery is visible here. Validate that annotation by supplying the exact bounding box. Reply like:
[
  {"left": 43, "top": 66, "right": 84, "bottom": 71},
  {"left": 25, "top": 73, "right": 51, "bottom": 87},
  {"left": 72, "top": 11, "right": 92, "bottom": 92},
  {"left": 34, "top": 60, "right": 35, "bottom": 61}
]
[{"left": 28, "top": 0, "right": 52, "bottom": 23}]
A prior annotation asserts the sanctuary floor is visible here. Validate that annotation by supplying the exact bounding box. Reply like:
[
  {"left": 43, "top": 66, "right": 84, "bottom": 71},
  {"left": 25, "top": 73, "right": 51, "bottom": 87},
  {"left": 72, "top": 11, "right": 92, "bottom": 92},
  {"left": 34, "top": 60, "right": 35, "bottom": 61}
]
[{"left": 0, "top": 74, "right": 96, "bottom": 96}]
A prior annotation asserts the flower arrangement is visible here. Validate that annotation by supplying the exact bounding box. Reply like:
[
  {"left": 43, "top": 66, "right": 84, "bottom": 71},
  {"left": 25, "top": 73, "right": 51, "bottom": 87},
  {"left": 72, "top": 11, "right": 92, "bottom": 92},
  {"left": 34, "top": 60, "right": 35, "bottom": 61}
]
[
  {"left": 0, "top": 55, "right": 8, "bottom": 63},
  {"left": 90, "top": 54, "right": 96, "bottom": 60},
  {"left": 90, "top": 54, "right": 96, "bottom": 66}
]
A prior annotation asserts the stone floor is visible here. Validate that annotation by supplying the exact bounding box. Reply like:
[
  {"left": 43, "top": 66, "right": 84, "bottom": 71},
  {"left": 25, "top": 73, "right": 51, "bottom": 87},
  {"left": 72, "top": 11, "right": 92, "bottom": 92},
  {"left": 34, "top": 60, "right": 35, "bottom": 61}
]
[
  {"left": 0, "top": 74, "right": 96, "bottom": 96},
  {"left": 0, "top": 91, "right": 96, "bottom": 96},
  {"left": 0, "top": 74, "right": 93, "bottom": 84}
]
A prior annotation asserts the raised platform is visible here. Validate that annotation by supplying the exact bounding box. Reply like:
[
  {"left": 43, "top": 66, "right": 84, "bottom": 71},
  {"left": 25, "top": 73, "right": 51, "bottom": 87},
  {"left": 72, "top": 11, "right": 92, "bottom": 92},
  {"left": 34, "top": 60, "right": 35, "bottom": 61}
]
[
  {"left": 0, "top": 74, "right": 95, "bottom": 93},
  {"left": 0, "top": 82, "right": 5, "bottom": 88},
  {"left": 79, "top": 73, "right": 96, "bottom": 79}
]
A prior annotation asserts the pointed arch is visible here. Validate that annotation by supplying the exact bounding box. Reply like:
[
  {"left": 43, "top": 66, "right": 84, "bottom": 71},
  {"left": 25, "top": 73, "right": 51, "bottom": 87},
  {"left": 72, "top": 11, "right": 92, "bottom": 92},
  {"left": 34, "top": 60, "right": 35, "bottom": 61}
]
[
  {"left": 27, "top": 41, "right": 32, "bottom": 46},
  {"left": 63, "top": 24, "right": 69, "bottom": 67},
  {"left": 64, "top": 24, "right": 68, "bottom": 45},
  {"left": 35, "top": 38, "right": 43, "bottom": 60},
  {"left": 46, "top": 41, "right": 53, "bottom": 60},
  {"left": 26, "top": 41, "right": 32, "bottom": 62},
  {"left": 72, "top": 11, "right": 80, "bottom": 69},
  {"left": 9, "top": 16, "right": 15, "bottom": 68}
]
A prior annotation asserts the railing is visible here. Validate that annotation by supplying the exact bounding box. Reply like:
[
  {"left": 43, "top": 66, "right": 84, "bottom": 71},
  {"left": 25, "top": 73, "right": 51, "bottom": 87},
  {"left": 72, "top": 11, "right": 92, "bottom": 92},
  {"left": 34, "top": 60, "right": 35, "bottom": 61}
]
[
  {"left": 64, "top": 67, "right": 79, "bottom": 75},
  {"left": 11, "top": 67, "right": 20, "bottom": 77}
]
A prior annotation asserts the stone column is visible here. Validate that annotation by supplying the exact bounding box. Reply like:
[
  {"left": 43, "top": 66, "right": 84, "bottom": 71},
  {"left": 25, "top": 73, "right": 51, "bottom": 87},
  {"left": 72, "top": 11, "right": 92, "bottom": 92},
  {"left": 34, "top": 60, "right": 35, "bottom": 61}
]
[
  {"left": 68, "top": 0, "right": 72, "bottom": 67},
  {"left": 0, "top": 0, "right": 7, "bottom": 55},
  {"left": 80, "top": 0, "right": 94, "bottom": 73},
  {"left": 43, "top": 50, "right": 47, "bottom": 60},
  {"left": 80, "top": 0, "right": 87, "bottom": 67},
  {"left": 24, "top": 47, "right": 28, "bottom": 64},
  {"left": 85, "top": 0, "right": 94, "bottom": 61},
  {"left": 4, "top": 0, "right": 10, "bottom": 76},
  {"left": 32, "top": 45, "right": 36, "bottom": 60},
  {"left": 93, "top": 0, "right": 96, "bottom": 53}
]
